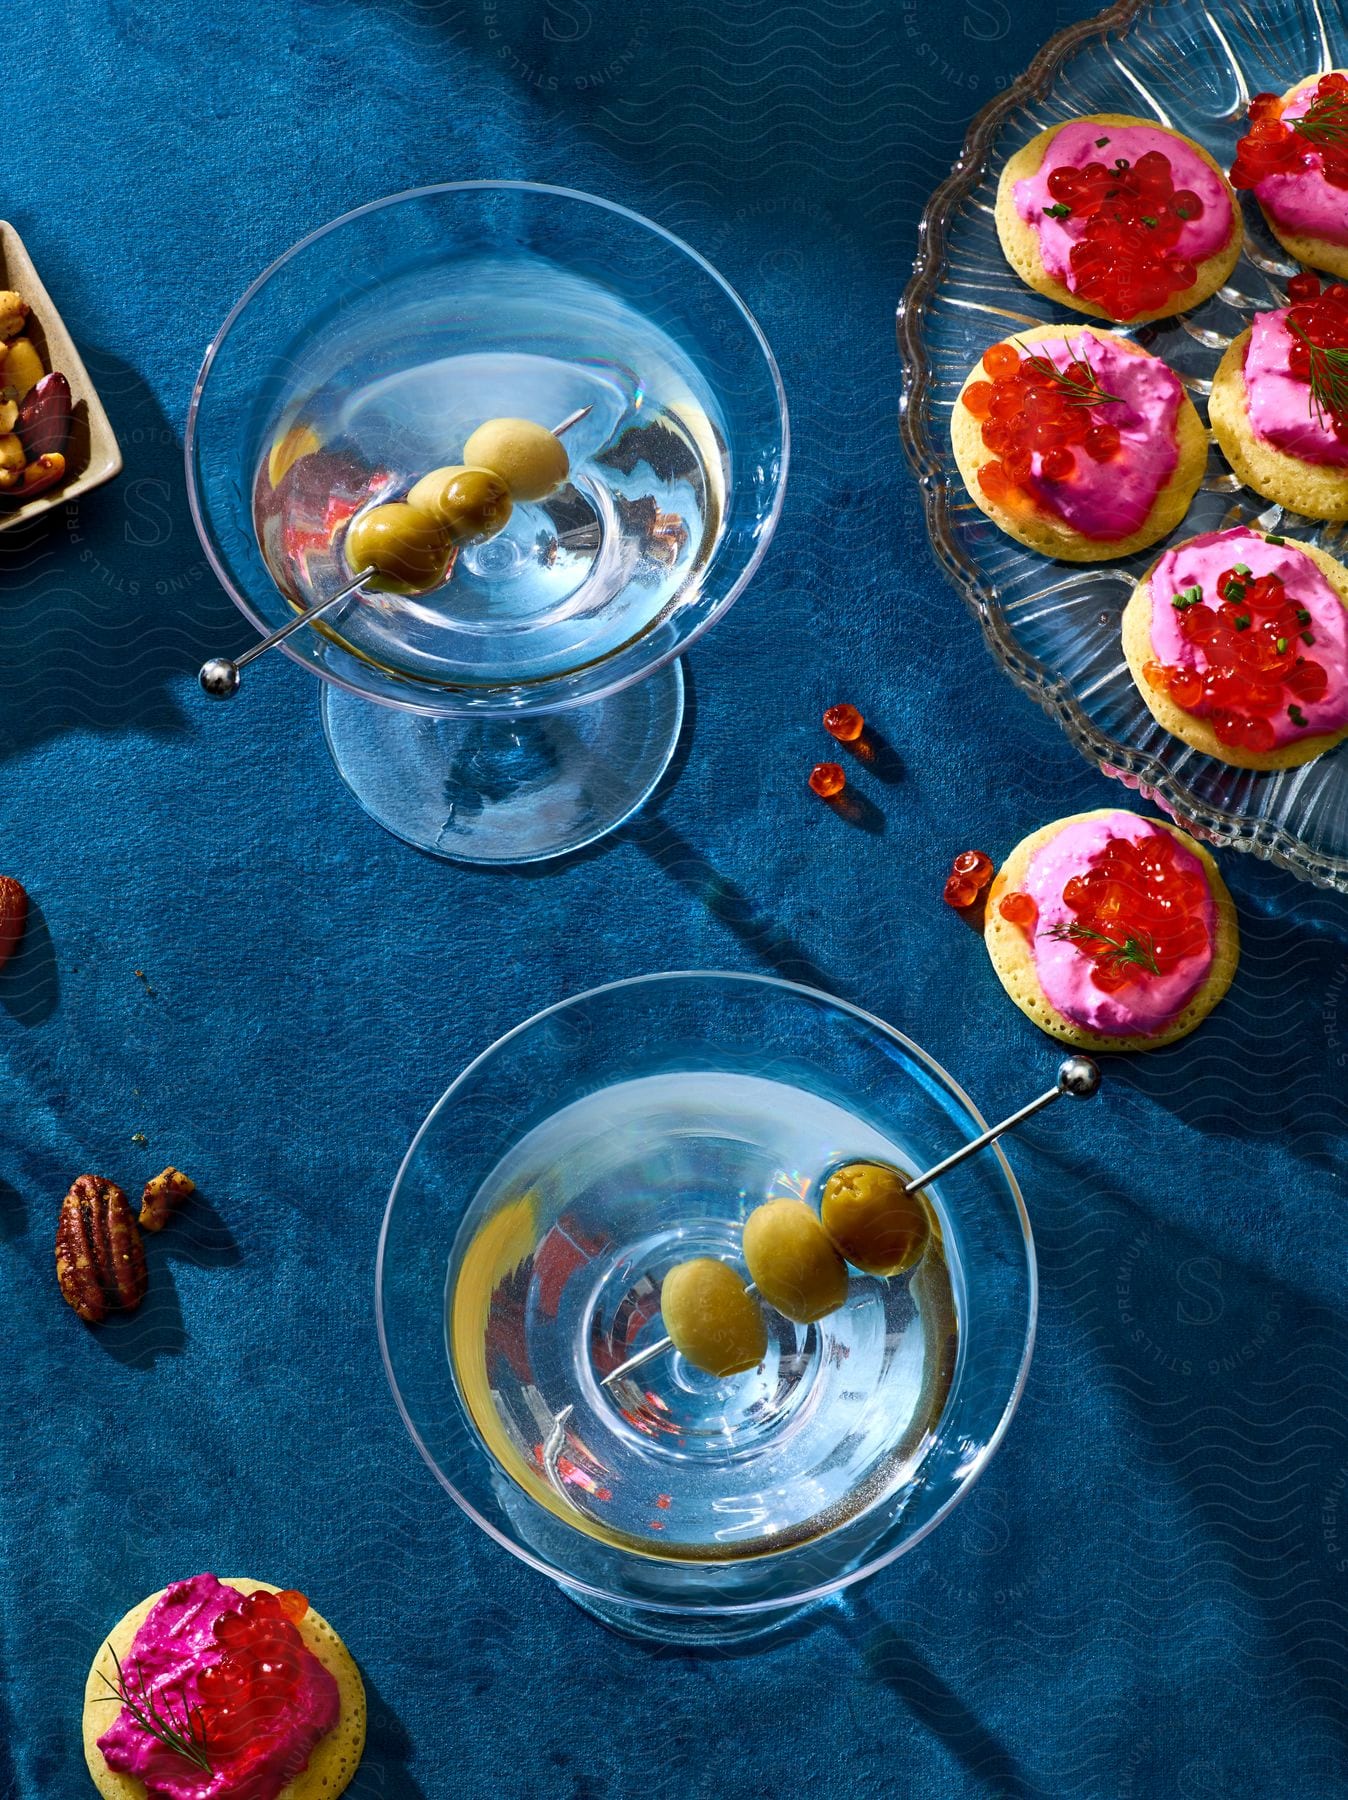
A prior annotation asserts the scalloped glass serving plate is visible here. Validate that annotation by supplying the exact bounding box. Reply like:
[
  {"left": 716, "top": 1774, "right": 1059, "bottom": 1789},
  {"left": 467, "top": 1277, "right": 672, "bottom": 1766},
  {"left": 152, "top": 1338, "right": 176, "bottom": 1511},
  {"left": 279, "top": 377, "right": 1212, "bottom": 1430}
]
[{"left": 899, "top": 0, "right": 1348, "bottom": 891}]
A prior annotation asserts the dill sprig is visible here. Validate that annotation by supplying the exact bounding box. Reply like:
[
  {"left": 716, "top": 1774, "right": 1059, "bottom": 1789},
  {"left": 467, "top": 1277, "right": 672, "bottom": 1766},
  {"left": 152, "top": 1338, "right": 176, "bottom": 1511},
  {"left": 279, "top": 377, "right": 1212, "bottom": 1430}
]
[
  {"left": 1286, "top": 316, "right": 1348, "bottom": 428},
  {"left": 1043, "top": 920, "right": 1160, "bottom": 975},
  {"left": 1290, "top": 89, "right": 1348, "bottom": 149},
  {"left": 93, "top": 1646, "right": 213, "bottom": 1774},
  {"left": 1013, "top": 337, "right": 1125, "bottom": 408}
]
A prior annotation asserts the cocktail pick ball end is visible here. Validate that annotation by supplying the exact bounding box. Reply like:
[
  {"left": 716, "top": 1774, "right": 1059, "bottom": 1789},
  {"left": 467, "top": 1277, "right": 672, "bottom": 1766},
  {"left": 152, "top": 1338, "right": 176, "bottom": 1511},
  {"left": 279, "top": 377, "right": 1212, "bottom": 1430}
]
[
  {"left": 1057, "top": 1055, "right": 1101, "bottom": 1098},
  {"left": 199, "top": 658, "right": 241, "bottom": 699}
]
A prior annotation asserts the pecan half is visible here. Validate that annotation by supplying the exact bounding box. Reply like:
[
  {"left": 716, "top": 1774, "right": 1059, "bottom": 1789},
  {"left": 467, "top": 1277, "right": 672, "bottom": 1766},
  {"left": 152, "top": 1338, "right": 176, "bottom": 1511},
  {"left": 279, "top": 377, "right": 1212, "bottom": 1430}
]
[
  {"left": 55, "top": 1176, "right": 147, "bottom": 1323},
  {"left": 139, "top": 1166, "right": 195, "bottom": 1234}
]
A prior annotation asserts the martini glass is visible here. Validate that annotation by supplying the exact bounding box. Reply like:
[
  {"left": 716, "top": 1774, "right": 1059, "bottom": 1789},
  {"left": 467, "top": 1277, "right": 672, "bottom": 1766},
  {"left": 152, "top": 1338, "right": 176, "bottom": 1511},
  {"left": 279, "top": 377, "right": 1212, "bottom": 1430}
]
[
  {"left": 186, "top": 183, "right": 788, "bottom": 864},
  {"left": 376, "top": 972, "right": 1038, "bottom": 1645}
]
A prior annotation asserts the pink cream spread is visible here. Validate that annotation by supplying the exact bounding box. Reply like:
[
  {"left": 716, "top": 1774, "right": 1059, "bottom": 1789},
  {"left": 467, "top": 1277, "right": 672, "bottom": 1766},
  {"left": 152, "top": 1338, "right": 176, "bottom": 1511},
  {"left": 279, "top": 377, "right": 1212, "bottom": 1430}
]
[
  {"left": 1023, "top": 812, "right": 1215, "bottom": 1037},
  {"left": 1254, "top": 79, "right": 1348, "bottom": 247},
  {"left": 1013, "top": 121, "right": 1232, "bottom": 282},
  {"left": 96, "top": 1574, "right": 339, "bottom": 1800},
  {"left": 1148, "top": 528, "right": 1348, "bottom": 745},
  {"left": 1024, "top": 333, "right": 1183, "bottom": 537},
  {"left": 1242, "top": 304, "right": 1348, "bottom": 466}
]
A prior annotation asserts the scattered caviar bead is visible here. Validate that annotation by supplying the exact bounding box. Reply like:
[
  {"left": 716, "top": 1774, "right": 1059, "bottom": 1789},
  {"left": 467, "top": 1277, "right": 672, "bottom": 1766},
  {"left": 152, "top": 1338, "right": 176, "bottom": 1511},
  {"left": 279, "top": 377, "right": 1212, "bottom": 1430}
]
[
  {"left": 820, "top": 1162, "right": 929, "bottom": 1278},
  {"left": 823, "top": 702, "right": 864, "bottom": 742},
  {"left": 998, "top": 890, "right": 1037, "bottom": 928},
  {"left": 952, "top": 848, "right": 994, "bottom": 887},
  {"left": 943, "top": 873, "right": 979, "bottom": 909},
  {"left": 809, "top": 762, "right": 846, "bottom": 798},
  {"left": 1288, "top": 271, "right": 1322, "bottom": 304}
]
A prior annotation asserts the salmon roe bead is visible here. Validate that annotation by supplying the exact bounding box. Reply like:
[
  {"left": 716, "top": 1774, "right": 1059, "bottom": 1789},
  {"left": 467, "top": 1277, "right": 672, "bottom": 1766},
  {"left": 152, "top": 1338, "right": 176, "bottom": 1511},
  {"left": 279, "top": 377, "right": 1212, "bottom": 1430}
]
[
  {"left": 809, "top": 762, "right": 846, "bottom": 799},
  {"left": 823, "top": 702, "right": 864, "bottom": 742},
  {"left": 999, "top": 890, "right": 1037, "bottom": 929}
]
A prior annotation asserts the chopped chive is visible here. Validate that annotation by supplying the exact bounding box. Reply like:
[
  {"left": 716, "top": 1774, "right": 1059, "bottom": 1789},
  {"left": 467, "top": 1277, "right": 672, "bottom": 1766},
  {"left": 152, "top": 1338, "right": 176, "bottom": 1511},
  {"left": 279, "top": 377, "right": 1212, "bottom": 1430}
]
[
  {"left": 1296, "top": 608, "right": 1312, "bottom": 624},
  {"left": 1288, "top": 703, "right": 1308, "bottom": 727},
  {"left": 1275, "top": 636, "right": 1288, "bottom": 652},
  {"left": 1096, "top": 135, "right": 1110, "bottom": 147},
  {"left": 1115, "top": 157, "right": 1130, "bottom": 170},
  {"left": 1233, "top": 562, "right": 1252, "bottom": 575},
  {"left": 1224, "top": 581, "right": 1247, "bottom": 603},
  {"left": 1265, "top": 532, "right": 1286, "bottom": 544},
  {"left": 1043, "top": 203, "right": 1072, "bottom": 219},
  {"left": 1141, "top": 215, "right": 1158, "bottom": 228},
  {"left": 1233, "top": 613, "right": 1251, "bottom": 630},
  {"left": 1303, "top": 629, "right": 1316, "bottom": 644}
]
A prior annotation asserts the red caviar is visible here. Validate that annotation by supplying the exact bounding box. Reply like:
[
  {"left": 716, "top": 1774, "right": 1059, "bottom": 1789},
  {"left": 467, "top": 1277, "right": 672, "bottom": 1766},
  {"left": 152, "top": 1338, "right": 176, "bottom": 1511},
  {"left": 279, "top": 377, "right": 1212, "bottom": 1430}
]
[
  {"left": 809, "top": 762, "right": 846, "bottom": 799},
  {"left": 943, "top": 849, "right": 995, "bottom": 910},
  {"left": 967, "top": 340, "right": 1123, "bottom": 512},
  {"left": 823, "top": 702, "right": 864, "bottom": 742},
  {"left": 1231, "top": 73, "right": 1348, "bottom": 192},
  {"left": 1038, "top": 148, "right": 1206, "bottom": 319},
  {"left": 998, "top": 890, "right": 1037, "bottom": 928},
  {"left": 1144, "top": 560, "right": 1327, "bottom": 749},
  {"left": 196, "top": 1587, "right": 315, "bottom": 1755},
  {"left": 1054, "top": 830, "right": 1210, "bottom": 994}
]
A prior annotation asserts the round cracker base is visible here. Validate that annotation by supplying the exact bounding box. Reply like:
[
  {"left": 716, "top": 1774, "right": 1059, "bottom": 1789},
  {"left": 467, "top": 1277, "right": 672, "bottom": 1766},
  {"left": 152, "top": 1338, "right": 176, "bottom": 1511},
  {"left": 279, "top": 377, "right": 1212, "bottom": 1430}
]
[
  {"left": 950, "top": 323, "right": 1208, "bottom": 560},
  {"left": 983, "top": 810, "right": 1240, "bottom": 1053},
  {"left": 994, "top": 114, "right": 1243, "bottom": 324},
  {"left": 83, "top": 1580, "right": 366, "bottom": 1800},
  {"left": 1209, "top": 329, "right": 1348, "bottom": 522},
  {"left": 1121, "top": 533, "right": 1348, "bottom": 769}
]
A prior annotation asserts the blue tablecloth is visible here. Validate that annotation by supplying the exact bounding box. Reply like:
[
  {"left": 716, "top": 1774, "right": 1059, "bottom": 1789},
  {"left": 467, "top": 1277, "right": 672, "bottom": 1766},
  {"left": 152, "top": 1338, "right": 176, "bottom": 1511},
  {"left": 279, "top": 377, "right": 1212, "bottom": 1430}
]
[{"left": 5, "top": 2, "right": 1347, "bottom": 1794}]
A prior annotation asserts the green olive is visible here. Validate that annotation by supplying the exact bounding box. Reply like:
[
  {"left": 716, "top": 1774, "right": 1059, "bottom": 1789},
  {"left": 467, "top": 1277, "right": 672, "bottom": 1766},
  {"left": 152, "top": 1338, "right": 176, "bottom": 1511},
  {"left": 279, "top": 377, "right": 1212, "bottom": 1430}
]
[
  {"left": 820, "top": 1162, "right": 929, "bottom": 1278},
  {"left": 463, "top": 417, "right": 569, "bottom": 503},
  {"left": 345, "top": 502, "right": 451, "bottom": 593},
  {"left": 406, "top": 464, "right": 513, "bottom": 543},
  {"left": 660, "top": 1257, "right": 766, "bottom": 1378},
  {"left": 742, "top": 1199, "right": 848, "bottom": 1324}
]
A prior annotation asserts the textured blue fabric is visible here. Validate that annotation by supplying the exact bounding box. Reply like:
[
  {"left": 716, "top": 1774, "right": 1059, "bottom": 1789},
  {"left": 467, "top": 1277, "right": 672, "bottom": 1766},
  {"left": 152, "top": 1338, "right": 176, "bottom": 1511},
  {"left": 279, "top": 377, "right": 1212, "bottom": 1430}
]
[{"left": 4, "top": 1, "right": 1347, "bottom": 1794}]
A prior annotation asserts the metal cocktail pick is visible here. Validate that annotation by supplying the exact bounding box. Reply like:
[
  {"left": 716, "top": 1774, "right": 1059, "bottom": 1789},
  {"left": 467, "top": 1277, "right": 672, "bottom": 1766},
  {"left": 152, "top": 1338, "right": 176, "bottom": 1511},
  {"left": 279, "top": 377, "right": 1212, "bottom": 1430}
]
[
  {"left": 597, "top": 1053, "right": 1101, "bottom": 1391},
  {"left": 198, "top": 404, "right": 594, "bottom": 699}
]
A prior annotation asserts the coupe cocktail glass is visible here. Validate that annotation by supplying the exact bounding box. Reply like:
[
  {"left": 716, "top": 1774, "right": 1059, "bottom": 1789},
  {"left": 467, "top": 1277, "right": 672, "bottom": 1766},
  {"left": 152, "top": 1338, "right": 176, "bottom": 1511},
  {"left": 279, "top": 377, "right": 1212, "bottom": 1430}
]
[
  {"left": 186, "top": 183, "right": 787, "bottom": 864},
  {"left": 377, "top": 972, "right": 1037, "bottom": 1644}
]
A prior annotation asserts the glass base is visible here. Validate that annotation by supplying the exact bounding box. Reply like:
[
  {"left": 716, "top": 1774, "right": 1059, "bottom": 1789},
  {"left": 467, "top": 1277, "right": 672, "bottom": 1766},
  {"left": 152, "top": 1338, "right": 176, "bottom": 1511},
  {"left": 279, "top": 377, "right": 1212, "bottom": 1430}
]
[
  {"left": 319, "top": 662, "right": 684, "bottom": 865},
  {"left": 564, "top": 1586, "right": 824, "bottom": 1647}
]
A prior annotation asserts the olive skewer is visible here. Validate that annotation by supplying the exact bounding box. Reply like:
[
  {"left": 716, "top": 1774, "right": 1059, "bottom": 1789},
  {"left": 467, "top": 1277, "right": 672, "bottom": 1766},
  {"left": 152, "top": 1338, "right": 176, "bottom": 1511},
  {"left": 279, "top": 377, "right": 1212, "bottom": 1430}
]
[{"left": 199, "top": 405, "right": 591, "bottom": 698}]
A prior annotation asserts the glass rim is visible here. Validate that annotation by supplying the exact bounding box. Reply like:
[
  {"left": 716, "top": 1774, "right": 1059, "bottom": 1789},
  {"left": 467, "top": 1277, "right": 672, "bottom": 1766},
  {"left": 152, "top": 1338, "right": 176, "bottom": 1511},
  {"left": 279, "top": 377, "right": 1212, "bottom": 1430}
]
[
  {"left": 184, "top": 179, "right": 791, "bottom": 718},
  {"left": 374, "top": 968, "right": 1038, "bottom": 1617}
]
